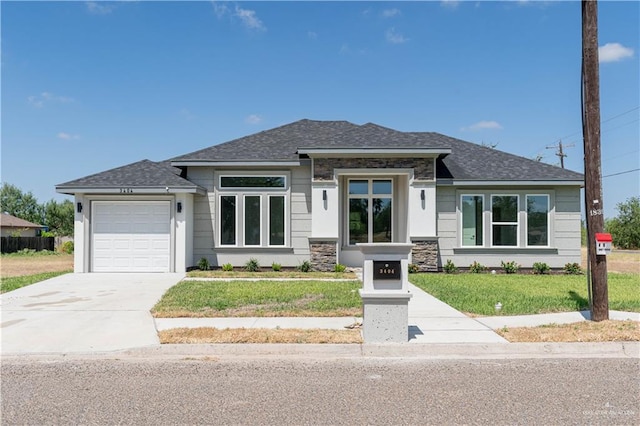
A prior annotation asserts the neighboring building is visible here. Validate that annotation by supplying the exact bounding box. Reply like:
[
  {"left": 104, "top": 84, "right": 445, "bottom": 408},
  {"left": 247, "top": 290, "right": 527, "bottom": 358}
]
[
  {"left": 56, "top": 119, "right": 584, "bottom": 273},
  {"left": 0, "top": 213, "right": 45, "bottom": 237}
]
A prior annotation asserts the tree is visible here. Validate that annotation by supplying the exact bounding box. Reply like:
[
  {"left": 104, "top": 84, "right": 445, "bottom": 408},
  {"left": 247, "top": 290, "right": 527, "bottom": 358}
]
[
  {"left": 605, "top": 197, "right": 640, "bottom": 250},
  {"left": 0, "top": 183, "right": 44, "bottom": 224},
  {"left": 44, "top": 199, "right": 75, "bottom": 236}
]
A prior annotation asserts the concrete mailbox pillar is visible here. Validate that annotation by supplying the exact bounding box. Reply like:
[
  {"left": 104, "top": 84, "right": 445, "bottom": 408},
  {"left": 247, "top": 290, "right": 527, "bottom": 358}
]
[{"left": 357, "top": 243, "right": 413, "bottom": 343}]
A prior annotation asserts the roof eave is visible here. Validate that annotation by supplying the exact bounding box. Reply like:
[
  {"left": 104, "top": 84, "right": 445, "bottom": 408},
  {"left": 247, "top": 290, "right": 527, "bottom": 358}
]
[
  {"left": 170, "top": 160, "right": 304, "bottom": 167},
  {"left": 297, "top": 148, "right": 451, "bottom": 157},
  {"left": 437, "top": 179, "right": 584, "bottom": 187},
  {"left": 55, "top": 185, "right": 207, "bottom": 196}
]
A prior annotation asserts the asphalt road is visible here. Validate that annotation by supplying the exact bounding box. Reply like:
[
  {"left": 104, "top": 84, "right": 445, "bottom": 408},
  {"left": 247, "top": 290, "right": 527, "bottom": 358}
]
[{"left": 2, "top": 357, "right": 638, "bottom": 425}]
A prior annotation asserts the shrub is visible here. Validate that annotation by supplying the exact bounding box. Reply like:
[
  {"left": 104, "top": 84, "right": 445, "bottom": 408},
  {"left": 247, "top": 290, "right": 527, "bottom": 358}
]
[
  {"left": 245, "top": 258, "right": 260, "bottom": 272},
  {"left": 408, "top": 263, "right": 420, "bottom": 274},
  {"left": 532, "top": 262, "right": 550, "bottom": 275},
  {"left": 60, "top": 241, "right": 74, "bottom": 254},
  {"left": 334, "top": 263, "right": 346, "bottom": 273},
  {"left": 469, "top": 261, "right": 487, "bottom": 273},
  {"left": 501, "top": 260, "right": 520, "bottom": 274},
  {"left": 222, "top": 263, "right": 233, "bottom": 272},
  {"left": 41, "top": 230, "right": 55, "bottom": 238},
  {"left": 271, "top": 262, "right": 282, "bottom": 272},
  {"left": 563, "top": 262, "right": 583, "bottom": 275},
  {"left": 443, "top": 259, "right": 458, "bottom": 274},
  {"left": 197, "top": 257, "right": 210, "bottom": 271},
  {"left": 298, "top": 260, "right": 312, "bottom": 273}
]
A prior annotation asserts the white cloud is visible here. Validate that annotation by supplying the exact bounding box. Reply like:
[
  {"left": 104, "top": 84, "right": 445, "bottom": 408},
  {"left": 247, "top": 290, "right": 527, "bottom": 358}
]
[
  {"left": 441, "top": 1, "right": 460, "bottom": 9},
  {"left": 57, "top": 132, "right": 80, "bottom": 140},
  {"left": 245, "top": 114, "right": 263, "bottom": 125},
  {"left": 599, "top": 43, "right": 634, "bottom": 63},
  {"left": 211, "top": 1, "right": 230, "bottom": 18},
  {"left": 307, "top": 31, "right": 318, "bottom": 40},
  {"left": 86, "top": 1, "right": 115, "bottom": 15},
  {"left": 461, "top": 121, "right": 503, "bottom": 131},
  {"left": 28, "top": 92, "right": 74, "bottom": 108},
  {"left": 385, "top": 28, "right": 408, "bottom": 44},
  {"left": 339, "top": 43, "right": 350, "bottom": 55},
  {"left": 382, "top": 8, "right": 401, "bottom": 18},
  {"left": 234, "top": 5, "right": 266, "bottom": 31}
]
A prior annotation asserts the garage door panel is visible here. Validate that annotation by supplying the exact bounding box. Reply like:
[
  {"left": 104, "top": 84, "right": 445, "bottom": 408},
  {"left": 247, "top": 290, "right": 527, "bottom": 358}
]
[{"left": 92, "top": 201, "right": 171, "bottom": 272}]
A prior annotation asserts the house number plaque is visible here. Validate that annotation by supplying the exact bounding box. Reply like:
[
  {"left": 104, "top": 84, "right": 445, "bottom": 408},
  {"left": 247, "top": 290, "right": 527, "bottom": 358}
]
[{"left": 373, "top": 261, "right": 401, "bottom": 280}]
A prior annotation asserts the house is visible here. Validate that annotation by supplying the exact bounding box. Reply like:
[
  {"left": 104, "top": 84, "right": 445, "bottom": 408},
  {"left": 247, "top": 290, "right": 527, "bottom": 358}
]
[
  {"left": 0, "top": 213, "right": 45, "bottom": 237},
  {"left": 56, "top": 119, "right": 584, "bottom": 273}
]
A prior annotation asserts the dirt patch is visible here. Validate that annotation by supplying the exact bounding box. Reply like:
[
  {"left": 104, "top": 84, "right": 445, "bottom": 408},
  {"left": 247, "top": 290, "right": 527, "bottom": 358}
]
[
  {"left": 581, "top": 248, "right": 639, "bottom": 274},
  {"left": 1, "top": 254, "right": 74, "bottom": 278},
  {"left": 497, "top": 320, "right": 639, "bottom": 342},
  {"left": 159, "top": 327, "right": 363, "bottom": 344}
]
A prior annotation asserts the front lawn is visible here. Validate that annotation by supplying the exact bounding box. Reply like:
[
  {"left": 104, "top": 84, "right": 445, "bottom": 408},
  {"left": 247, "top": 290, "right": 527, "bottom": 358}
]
[
  {"left": 152, "top": 279, "right": 362, "bottom": 317},
  {"left": 0, "top": 271, "right": 71, "bottom": 294},
  {"left": 410, "top": 273, "right": 640, "bottom": 316},
  {"left": 186, "top": 270, "right": 357, "bottom": 279}
]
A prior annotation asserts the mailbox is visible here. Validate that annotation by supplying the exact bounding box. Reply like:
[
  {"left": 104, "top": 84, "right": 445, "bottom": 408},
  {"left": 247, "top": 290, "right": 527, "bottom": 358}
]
[{"left": 595, "top": 233, "right": 612, "bottom": 256}]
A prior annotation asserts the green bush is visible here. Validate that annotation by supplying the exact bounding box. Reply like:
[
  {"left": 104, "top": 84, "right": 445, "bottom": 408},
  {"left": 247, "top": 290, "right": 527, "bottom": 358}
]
[
  {"left": 298, "top": 260, "right": 312, "bottom": 273},
  {"left": 60, "top": 241, "right": 74, "bottom": 254},
  {"left": 563, "top": 262, "right": 583, "bottom": 275},
  {"left": 271, "top": 262, "right": 282, "bottom": 272},
  {"left": 469, "top": 261, "right": 487, "bottom": 273},
  {"left": 501, "top": 260, "right": 520, "bottom": 274},
  {"left": 197, "top": 257, "right": 210, "bottom": 271},
  {"left": 408, "top": 263, "right": 420, "bottom": 274},
  {"left": 443, "top": 259, "right": 458, "bottom": 274},
  {"left": 245, "top": 258, "right": 260, "bottom": 272},
  {"left": 334, "top": 263, "right": 347, "bottom": 273},
  {"left": 222, "top": 263, "right": 233, "bottom": 272},
  {"left": 532, "top": 262, "right": 550, "bottom": 275}
]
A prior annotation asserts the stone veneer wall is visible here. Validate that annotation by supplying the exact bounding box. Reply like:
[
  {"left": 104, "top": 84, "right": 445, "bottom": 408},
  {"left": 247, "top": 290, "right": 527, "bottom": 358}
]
[
  {"left": 309, "top": 240, "right": 337, "bottom": 272},
  {"left": 412, "top": 240, "right": 439, "bottom": 272},
  {"left": 313, "top": 158, "right": 434, "bottom": 181}
]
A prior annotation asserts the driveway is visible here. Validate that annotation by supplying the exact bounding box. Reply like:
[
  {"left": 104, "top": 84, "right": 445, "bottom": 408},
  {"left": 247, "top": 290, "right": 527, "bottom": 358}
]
[{"left": 1, "top": 273, "right": 183, "bottom": 354}]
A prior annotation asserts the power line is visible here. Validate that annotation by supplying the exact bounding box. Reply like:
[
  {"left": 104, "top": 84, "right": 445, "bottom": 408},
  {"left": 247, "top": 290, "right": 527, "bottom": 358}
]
[{"left": 603, "top": 168, "right": 640, "bottom": 178}]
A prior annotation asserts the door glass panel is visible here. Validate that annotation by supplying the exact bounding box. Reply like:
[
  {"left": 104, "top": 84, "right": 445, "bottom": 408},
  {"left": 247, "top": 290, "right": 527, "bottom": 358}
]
[
  {"left": 349, "top": 199, "right": 368, "bottom": 244},
  {"left": 372, "top": 198, "right": 392, "bottom": 242},
  {"left": 348, "top": 180, "right": 368, "bottom": 195}
]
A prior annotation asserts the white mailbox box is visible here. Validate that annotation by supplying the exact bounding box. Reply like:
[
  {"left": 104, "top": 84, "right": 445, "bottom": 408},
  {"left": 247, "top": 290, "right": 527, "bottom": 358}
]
[
  {"left": 357, "top": 243, "right": 413, "bottom": 343},
  {"left": 595, "top": 233, "right": 612, "bottom": 256}
]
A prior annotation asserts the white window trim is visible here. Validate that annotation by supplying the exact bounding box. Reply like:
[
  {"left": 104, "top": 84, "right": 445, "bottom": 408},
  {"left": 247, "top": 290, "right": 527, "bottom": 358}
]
[
  {"left": 267, "top": 194, "right": 287, "bottom": 247},
  {"left": 490, "top": 194, "right": 520, "bottom": 247},
  {"left": 460, "top": 194, "right": 485, "bottom": 248},
  {"left": 525, "top": 194, "right": 550, "bottom": 248},
  {"left": 346, "top": 178, "right": 394, "bottom": 245},
  {"left": 219, "top": 194, "right": 238, "bottom": 247}
]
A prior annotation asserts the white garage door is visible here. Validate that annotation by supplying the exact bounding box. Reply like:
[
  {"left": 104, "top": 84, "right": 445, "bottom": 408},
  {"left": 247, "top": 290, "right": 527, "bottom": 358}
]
[{"left": 92, "top": 201, "right": 171, "bottom": 272}]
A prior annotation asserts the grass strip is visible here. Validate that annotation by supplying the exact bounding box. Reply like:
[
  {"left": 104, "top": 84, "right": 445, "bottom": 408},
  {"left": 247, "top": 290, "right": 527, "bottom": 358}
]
[
  {"left": 152, "top": 279, "right": 362, "bottom": 318},
  {"left": 410, "top": 273, "right": 640, "bottom": 316},
  {"left": 497, "top": 320, "right": 639, "bottom": 342},
  {"left": 0, "top": 271, "right": 71, "bottom": 293},
  {"left": 159, "top": 327, "right": 363, "bottom": 344}
]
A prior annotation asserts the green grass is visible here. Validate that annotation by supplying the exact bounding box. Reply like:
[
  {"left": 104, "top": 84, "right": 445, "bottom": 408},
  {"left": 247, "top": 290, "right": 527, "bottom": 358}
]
[
  {"left": 410, "top": 273, "right": 640, "bottom": 316},
  {"left": 152, "top": 279, "right": 362, "bottom": 317},
  {"left": 0, "top": 271, "right": 71, "bottom": 293},
  {"left": 186, "top": 270, "right": 357, "bottom": 279}
]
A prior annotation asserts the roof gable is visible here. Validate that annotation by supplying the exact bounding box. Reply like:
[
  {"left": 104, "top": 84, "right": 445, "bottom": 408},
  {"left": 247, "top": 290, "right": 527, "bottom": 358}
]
[{"left": 0, "top": 213, "right": 44, "bottom": 228}]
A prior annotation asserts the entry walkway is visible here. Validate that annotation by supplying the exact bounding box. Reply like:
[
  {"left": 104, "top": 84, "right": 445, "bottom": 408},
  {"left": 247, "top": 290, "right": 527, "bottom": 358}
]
[{"left": 155, "top": 282, "right": 509, "bottom": 344}]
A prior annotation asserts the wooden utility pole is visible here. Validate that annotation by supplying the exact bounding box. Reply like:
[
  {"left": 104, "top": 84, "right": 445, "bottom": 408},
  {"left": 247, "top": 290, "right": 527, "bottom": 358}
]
[
  {"left": 546, "top": 140, "right": 575, "bottom": 168},
  {"left": 582, "top": 0, "right": 608, "bottom": 321}
]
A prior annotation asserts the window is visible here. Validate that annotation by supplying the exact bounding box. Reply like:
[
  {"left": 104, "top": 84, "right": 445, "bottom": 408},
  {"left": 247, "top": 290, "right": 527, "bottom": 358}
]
[
  {"left": 348, "top": 179, "right": 392, "bottom": 245},
  {"left": 491, "top": 195, "right": 519, "bottom": 246},
  {"left": 461, "top": 195, "right": 483, "bottom": 246},
  {"left": 527, "top": 195, "right": 549, "bottom": 246},
  {"left": 218, "top": 174, "right": 287, "bottom": 247}
]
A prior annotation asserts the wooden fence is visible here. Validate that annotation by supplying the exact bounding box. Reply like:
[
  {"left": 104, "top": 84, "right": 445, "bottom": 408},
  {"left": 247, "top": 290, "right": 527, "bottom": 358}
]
[{"left": 1, "top": 237, "right": 55, "bottom": 254}]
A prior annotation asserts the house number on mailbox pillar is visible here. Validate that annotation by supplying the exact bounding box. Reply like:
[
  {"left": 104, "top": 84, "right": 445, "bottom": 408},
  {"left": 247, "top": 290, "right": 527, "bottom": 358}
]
[{"left": 373, "top": 261, "right": 401, "bottom": 280}]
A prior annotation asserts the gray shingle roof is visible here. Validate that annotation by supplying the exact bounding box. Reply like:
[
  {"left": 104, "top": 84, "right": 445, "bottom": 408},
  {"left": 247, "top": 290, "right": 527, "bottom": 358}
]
[
  {"left": 57, "top": 120, "right": 584, "bottom": 192},
  {"left": 56, "top": 159, "right": 202, "bottom": 192}
]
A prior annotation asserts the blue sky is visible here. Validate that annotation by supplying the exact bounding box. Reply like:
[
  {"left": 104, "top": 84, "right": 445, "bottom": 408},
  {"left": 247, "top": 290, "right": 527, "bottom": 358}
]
[{"left": 2, "top": 1, "right": 638, "bottom": 218}]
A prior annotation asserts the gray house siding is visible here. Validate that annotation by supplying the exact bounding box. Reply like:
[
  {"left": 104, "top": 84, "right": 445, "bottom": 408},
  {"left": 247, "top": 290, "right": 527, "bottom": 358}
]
[
  {"left": 188, "top": 165, "right": 312, "bottom": 269},
  {"left": 436, "top": 185, "right": 581, "bottom": 270}
]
